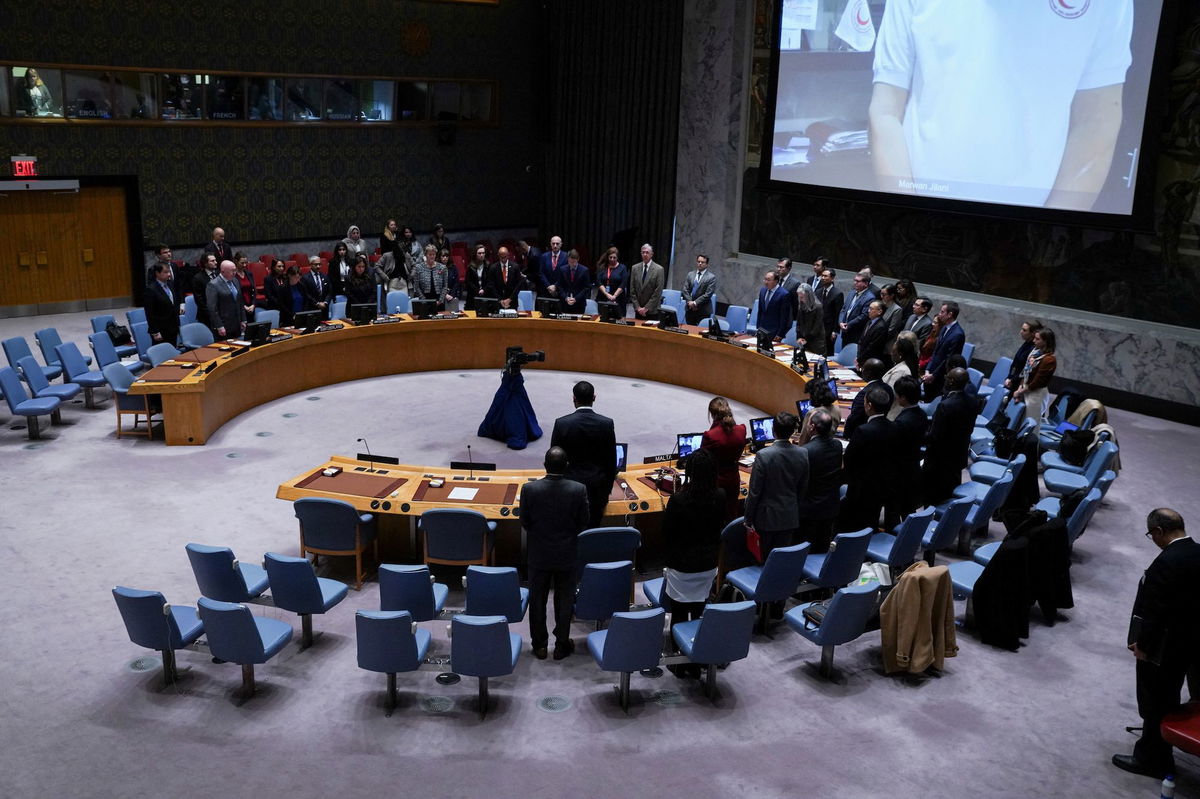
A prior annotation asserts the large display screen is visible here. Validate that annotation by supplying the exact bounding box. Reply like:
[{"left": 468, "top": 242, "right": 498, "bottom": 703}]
[{"left": 762, "top": 0, "right": 1171, "bottom": 223}]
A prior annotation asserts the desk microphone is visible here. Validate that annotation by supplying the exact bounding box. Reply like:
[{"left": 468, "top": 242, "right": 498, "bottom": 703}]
[
  {"left": 467, "top": 444, "right": 475, "bottom": 481},
  {"left": 357, "top": 437, "right": 377, "bottom": 473}
]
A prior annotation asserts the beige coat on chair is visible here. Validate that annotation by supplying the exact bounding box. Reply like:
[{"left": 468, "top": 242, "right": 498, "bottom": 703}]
[{"left": 880, "top": 561, "right": 958, "bottom": 674}]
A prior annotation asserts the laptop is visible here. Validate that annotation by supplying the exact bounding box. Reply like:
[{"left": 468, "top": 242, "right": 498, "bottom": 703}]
[
  {"left": 615, "top": 442, "right": 628, "bottom": 472},
  {"left": 676, "top": 432, "right": 704, "bottom": 458}
]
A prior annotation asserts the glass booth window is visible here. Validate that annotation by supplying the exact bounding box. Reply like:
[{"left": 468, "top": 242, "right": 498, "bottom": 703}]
[
  {"left": 247, "top": 77, "right": 283, "bottom": 121},
  {"left": 358, "top": 80, "right": 393, "bottom": 121},
  {"left": 323, "top": 79, "right": 358, "bottom": 121},
  {"left": 112, "top": 72, "right": 157, "bottom": 119},
  {"left": 460, "top": 83, "right": 493, "bottom": 122},
  {"left": 0, "top": 68, "right": 10, "bottom": 117},
  {"left": 64, "top": 70, "right": 116, "bottom": 119},
  {"left": 430, "top": 82, "right": 461, "bottom": 121},
  {"left": 285, "top": 78, "right": 322, "bottom": 121},
  {"left": 11, "top": 66, "right": 63, "bottom": 118},
  {"left": 208, "top": 75, "right": 244, "bottom": 120},
  {"left": 396, "top": 81, "right": 428, "bottom": 121},
  {"left": 160, "top": 73, "right": 203, "bottom": 119}
]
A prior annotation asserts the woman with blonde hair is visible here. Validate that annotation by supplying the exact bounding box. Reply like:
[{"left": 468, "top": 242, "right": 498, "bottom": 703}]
[{"left": 700, "top": 396, "right": 747, "bottom": 522}]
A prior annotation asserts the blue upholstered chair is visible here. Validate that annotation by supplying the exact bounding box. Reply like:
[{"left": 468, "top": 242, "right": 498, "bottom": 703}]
[
  {"left": 724, "top": 304, "right": 750, "bottom": 334},
  {"left": 781, "top": 321, "right": 799, "bottom": 347},
  {"left": 746, "top": 298, "right": 760, "bottom": 335},
  {"left": 130, "top": 321, "right": 153, "bottom": 365},
  {"left": 464, "top": 565, "right": 529, "bottom": 623},
  {"left": 797, "top": 529, "right": 872, "bottom": 596},
  {"left": 957, "top": 454, "right": 1027, "bottom": 500},
  {"left": 976, "top": 356, "right": 1012, "bottom": 400},
  {"left": 254, "top": 308, "right": 280, "bottom": 329},
  {"left": 101, "top": 362, "right": 158, "bottom": 439},
  {"left": 91, "top": 314, "right": 138, "bottom": 358},
  {"left": 263, "top": 552, "right": 349, "bottom": 648},
  {"left": 0, "top": 366, "right": 61, "bottom": 440},
  {"left": 419, "top": 508, "right": 495, "bottom": 568},
  {"left": 379, "top": 564, "right": 448, "bottom": 621},
  {"left": 330, "top": 299, "right": 347, "bottom": 320},
  {"left": 923, "top": 495, "right": 974, "bottom": 565},
  {"left": 585, "top": 299, "right": 599, "bottom": 315},
  {"left": 937, "top": 471, "right": 1015, "bottom": 553},
  {"left": 450, "top": 614, "right": 522, "bottom": 719},
  {"left": 384, "top": 290, "right": 412, "bottom": 315},
  {"left": 1035, "top": 472, "right": 1114, "bottom": 520},
  {"left": 356, "top": 609, "right": 432, "bottom": 715},
  {"left": 4, "top": 336, "right": 62, "bottom": 383},
  {"left": 671, "top": 601, "right": 756, "bottom": 699},
  {"left": 726, "top": 542, "right": 811, "bottom": 634},
  {"left": 35, "top": 327, "right": 90, "bottom": 373},
  {"left": 865, "top": 506, "right": 936, "bottom": 577},
  {"left": 183, "top": 294, "right": 198, "bottom": 325},
  {"left": 785, "top": 582, "right": 881, "bottom": 678},
  {"left": 973, "top": 386, "right": 1009, "bottom": 429},
  {"left": 576, "top": 526, "right": 641, "bottom": 582},
  {"left": 17, "top": 356, "right": 80, "bottom": 404},
  {"left": 196, "top": 597, "right": 293, "bottom": 699},
  {"left": 126, "top": 307, "right": 147, "bottom": 328},
  {"left": 185, "top": 542, "right": 271, "bottom": 603},
  {"left": 587, "top": 607, "right": 666, "bottom": 711},
  {"left": 179, "top": 322, "right": 215, "bottom": 350},
  {"left": 147, "top": 342, "right": 182, "bottom": 367},
  {"left": 55, "top": 342, "right": 106, "bottom": 408},
  {"left": 1042, "top": 441, "right": 1118, "bottom": 497},
  {"left": 962, "top": 341, "right": 975, "bottom": 366},
  {"left": 699, "top": 317, "right": 731, "bottom": 332},
  {"left": 517, "top": 290, "right": 534, "bottom": 312},
  {"left": 574, "top": 561, "right": 634, "bottom": 629},
  {"left": 294, "top": 498, "right": 378, "bottom": 590},
  {"left": 112, "top": 586, "right": 204, "bottom": 686},
  {"left": 89, "top": 331, "right": 145, "bottom": 375}
]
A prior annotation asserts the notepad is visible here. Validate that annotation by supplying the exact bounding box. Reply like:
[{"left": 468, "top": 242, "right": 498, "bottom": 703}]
[{"left": 447, "top": 486, "right": 479, "bottom": 501}]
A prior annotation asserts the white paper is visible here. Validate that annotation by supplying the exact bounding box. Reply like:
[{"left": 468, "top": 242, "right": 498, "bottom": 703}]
[
  {"left": 783, "top": 0, "right": 819, "bottom": 31},
  {"left": 447, "top": 486, "right": 479, "bottom": 501},
  {"left": 834, "top": 0, "right": 876, "bottom": 52}
]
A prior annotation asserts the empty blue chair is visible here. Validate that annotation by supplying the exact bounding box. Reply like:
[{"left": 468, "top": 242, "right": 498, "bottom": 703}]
[
  {"left": 385, "top": 290, "right": 412, "bottom": 315},
  {"left": 330, "top": 299, "right": 347, "bottom": 320},
  {"left": 126, "top": 307, "right": 147, "bottom": 328},
  {"left": 587, "top": 607, "right": 666, "bottom": 711},
  {"left": 962, "top": 341, "right": 975, "bottom": 366},
  {"left": 699, "top": 317, "right": 731, "bottom": 332},
  {"left": 944, "top": 471, "right": 1015, "bottom": 553},
  {"left": 662, "top": 289, "right": 682, "bottom": 318},
  {"left": 420, "top": 508, "right": 496, "bottom": 568},
  {"left": 726, "top": 542, "right": 811, "bottom": 634},
  {"left": 785, "top": 581, "right": 881, "bottom": 678},
  {"left": 746, "top": 298, "right": 760, "bottom": 335},
  {"left": 147, "top": 342, "right": 182, "bottom": 367},
  {"left": 974, "top": 387, "right": 1008, "bottom": 428},
  {"left": 967, "top": 367, "right": 984, "bottom": 391},
  {"left": 450, "top": 614, "right": 522, "bottom": 719},
  {"left": 585, "top": 299, "right": 599, "bottom": 315},
  {"left": 1035, "top": 473, "right": 1114, "bottom": 518},
  {"left": 91, "top": 315, "right": 138, "bottom": 358},
  {"left": 977, "top": 356, "right": 1012, "bottom": 400},
  {"left": 1043, "top": 442, "right": 1117, "bottom": 497},
  {"left": 836, "top": 342, "right": 858, "bottom": 367},
  {"left": 865, "top": 506, "right": 936, "bottom": 576},
  {"left": 464, "top": 565, "right": 529, "bottom": 623},
  {"left": 379, "top": 564, "right": 449, "bottom": 621},
  {"left": 574, "top": 561, "right": 634, "bottom": 629},
  {"left": 781, "top": 321, "right": 799, "bottom": 347},
  {"left": 798, "top": 529, "right": 872, "bottom": 595},
  {"left": 517, "top": 290, "right": 534, "bottom": 312},
  {"left": 576, "top": 526, "right": 641, "bottom": 581},
  {"left": 35, "top": 327, "right": 90, "bottom": 373},
  {"left": 183, "top": 294, "right": 198, "bottom": 325},
  {"left": 130, "top": 321, "right": 153, "bottom": 365},
  {"left": 101, "top": 362, "right": 158, "bottom": 438},
  {"left": 254, "top": 308, "right": 280, "bottom": 329},
  {"left": 4, "top": 336, "right": 62, "bottom": 383},
  {"left": 0, "top": 366, "right": 61, "bottom": 439},
  {"left": 671, "top": 601, "right": 756, "bottom": 699},
  {"left": 112, "top": 586, "right": 205, "bottom": 686},
  {"left": 263, "top": 552, "right": 349, "bottom": 648},
  {"left": 17, "top": 356, "right": 80, "bottom": 404},
  {"left": 356, "top": 609, "right": 432, "bottom": 715},
  {"left": 89, "top": 331, "right": 145, "bottom": 374},
  {"left": 958, "top": 454, "right": 1027, "bottom": 500},
  {"left": 196, "top": 597, "right": 293, "bottom": 699},
  {"left": 641, "top": 576, "right": 665, "bottom": 608},
  {"left": 55, "top": 342, "right": 106, "bottom": 408},
  {"left": 923, "top": 496, "right": 974, "bottom": 564},
  {"left": 724, "top": 304, "right": 750, "bottom": 334},
  {"left": 179, "top": 322, "right": 215, "bottom": 349},
  {"left": 294, "top": 497, "right": 378, "bottom": 590},
  {"left": 185, "top": 543, "right": 270, "bottom": 603}
]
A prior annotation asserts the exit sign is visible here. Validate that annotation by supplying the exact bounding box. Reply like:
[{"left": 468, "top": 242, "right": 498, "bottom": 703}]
[{"left": 11, "top": 155, "right": 38, "bottom": 177}]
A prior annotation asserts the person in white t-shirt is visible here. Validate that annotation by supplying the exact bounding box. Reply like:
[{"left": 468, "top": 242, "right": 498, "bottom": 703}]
[{"left": 868, "top": 0, "right": 1133, "bottom": 211}]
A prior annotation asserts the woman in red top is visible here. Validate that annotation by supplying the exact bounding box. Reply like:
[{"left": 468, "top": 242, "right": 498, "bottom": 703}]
[
  {"left": 700, "top": 396, "right": 747, "bottom": 523},
  {"left": 232, "top": 252, "right": 256, "bottom": 319}
]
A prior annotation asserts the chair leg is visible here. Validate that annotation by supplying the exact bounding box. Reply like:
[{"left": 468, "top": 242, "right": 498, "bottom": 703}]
[
  {"left": 478, "top": 675, "right": 489, "bottom": 720},
  {"left": 26, "top": 416, "right": 41, "bottom": 440},
  {"left": 703, "top": 664, "right": 717, "bottom": 700},
  {"left": 300, "top": 614, "right": 313, "bottom": 648},
  {"left": 819, "top": 644, "right": 835, "bottom": 679},
  {"left": 161, "top": 647, "right": 179, "bottom": 686},
  {"left": 240, "top": 663, "right": 256, "bottom": 697},
  {"left": 355, "top": 550, "right": 363, "bottom": 591},
  {"left": 618, "top": 671, "right": 631, "bottom": 713},
  {"left": 50, "top": 408, "right": 62, "bottom": 425},
  {"left": 385, "top": 672, "right": 397, "bottom": 717},
  {"left": 83, "top": 386, "right": 95, "bottom": 409}
]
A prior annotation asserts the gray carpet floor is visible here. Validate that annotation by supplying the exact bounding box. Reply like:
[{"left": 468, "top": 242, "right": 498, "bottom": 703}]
[{"left": 1, "top": 308, "right": 1197, "bottom": 798}]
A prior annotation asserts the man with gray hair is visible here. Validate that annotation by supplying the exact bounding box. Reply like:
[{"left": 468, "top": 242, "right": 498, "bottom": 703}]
[
  {"left": 838, "top": 268, "right": 879, "bottom": 345},
  {"left": 630, "top": 242, "right": 664, "bottom": 319}
]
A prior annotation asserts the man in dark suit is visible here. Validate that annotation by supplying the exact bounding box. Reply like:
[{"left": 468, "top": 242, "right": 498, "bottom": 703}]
[
  {"left": 756, "top": 270, "right": 794, "bottom": 341},
  {"left": 144, "top": 243, "right": 174, "bottom": 287},
  {"left": 144, "top": 262, "right": 181, "bottom": 346},
  {"left": 889, "top": 376, "right": 928, "bottom": 524},
  {"left": 838, "top": 269, "right": 878, "bottom": 346},
  {"left": 550, "top": 381, "right": 617, "bottom": 528},
  {"left": 797, "top": 409, "right": 842, "bottom": 553},
  {"left": 1113, "top": 508, "right": 1200, "bottom": 779},
  {"left": 807, "top": 256, "right": 831, "bottom": 290},
  {"left": 520, "top": 446, "right": 591, "bottom": 660},
  {"left": 555, "top": 250, "right": 593, "bottom": 312},
  {"left": 775, "top": 257, "right": 803, "bottom": 318},
  {"left": 518, "top": 239, "right": 542, "bottom": 288},
  {"left": 203, "top": 226, "right": 232, "bottom": 264},
  {"left": 843, "top": 358, "right": 894, "bottom": 439},
  {"left": 839, "top": 385, "right": 901, "bottom": 532},
  {"left": 816, "top": 267, "right": 844, "bottom": 351},
  {"left": 191, "top": 253, "right": 220, "bottom": 325},
  {"left": 302, "top": 256, "right": 331, "bottom": 318},
  {"left": 538, "top": 236, "right": 566, "bottom": 298},
  {"left": 922, "top": 300, "right": 966, "bottom": 400},
  {"left": 921, "top": 367, "right": 975, "bottom": 506},
  {"left": 903, "top": 296, "right": 935, "bottom": 344},
  {"left": 205, "top": 260, "right": 247, "bottom": 340},
  {"left": 855, "top": 300, "right": 890, "bottom": 367},
  {"left": 744, "top": 412, "right": 810, "bottom": 561},
  {"left": 486, "top": 246, "right": 524, "bottom": 309},
  {"left": 681, "top": 254, "right": 718, "bottom": 326},
  {"left": 630, "top": 243, "right": 665, "bottom": 320}
]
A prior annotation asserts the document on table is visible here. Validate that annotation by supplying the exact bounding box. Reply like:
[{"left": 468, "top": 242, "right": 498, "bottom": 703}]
[{"left": 448, "top": 487, "right": 479, "bottom": 501}]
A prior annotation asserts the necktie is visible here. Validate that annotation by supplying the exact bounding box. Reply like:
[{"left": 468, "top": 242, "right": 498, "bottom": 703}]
[
  {"left": 313, "top": 273, "right": 321, "bottom": 293},
  {"left": 502, "top": 265, "right": 508, "bottom": 283},
  {"left": 552, "top": 253, "right": 558, "bottom": 269},
  {"left": 642, "top": 265, "right": 648, "bottom": 283},
  {"left": 228, "top": 280, "right": 238, "bottom": 298},
  {"left": 163, "top": 283, "right": 172, "bottom": 304},
  {"left": 766, "top": 288, "right": 775, "bottom": 305}
]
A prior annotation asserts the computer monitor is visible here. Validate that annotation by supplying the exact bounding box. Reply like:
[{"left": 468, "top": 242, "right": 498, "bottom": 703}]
[
  {"left": 244, "top": 321, "right": 271, "bottom": 346},
  {"left": 349, "top": 303, "right": 377, "bottom": 326},
  {"left": 410, "top": 298, "right": 436, "bottom": 319},
  {"left": 657, "top": 307, "right": 679, "bottom": 327},
  {"left": 757, "top": 329, "right": 773, "bottom": 354},
  {"left": 535, "top": 296, "right": 561, "bottom": 317},
  {"left": 749, "top": 416, "right": 773, "bottom": 444},
  {"left": 615, "top": 442, "right": 628, "bottom": 472},
  {"left": 827, "top": 377, "right": 839, "bottom": 398},
  {"left": 475, "top": 297, "right": 500, "bottom": 318},
  {"left": 707, "top": 311, "right": 727, "bottom": 338},
  {"left": 597, "top": 301, "right": 622, "bottom": 322},
  {"left": 676, "top": 432, "right": 704, "bottom": 458},
  {"left": 796, "top": 399, "right": 812, "bottom": 417},
  {"left": 293, "top": 310, "right": 321, "bottom": 333}
]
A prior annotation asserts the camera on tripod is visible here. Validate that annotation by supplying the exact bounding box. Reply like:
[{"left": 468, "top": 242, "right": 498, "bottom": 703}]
[{"left": 505, "top": 345, "right": 546, "bottom": 374}]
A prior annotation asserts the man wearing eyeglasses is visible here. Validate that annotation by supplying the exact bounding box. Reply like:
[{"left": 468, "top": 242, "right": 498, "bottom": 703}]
[
  {"left": 837, "top": 268, "right": 878, "bottom": 346},
  {"left": 1113, "top": 508, "right": 1200, "bottom": 780}
]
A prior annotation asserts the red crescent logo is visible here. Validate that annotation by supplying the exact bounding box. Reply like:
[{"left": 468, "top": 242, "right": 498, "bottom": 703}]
[
  {"left": 1050, "top": 0, "right": 1087, "bottom": 18},
  {"left": 1058, "top": 0, "right": 1075, "bottom": 8},
  {"left": 857, "top": 8, "right": 870, "bottom": 25}
]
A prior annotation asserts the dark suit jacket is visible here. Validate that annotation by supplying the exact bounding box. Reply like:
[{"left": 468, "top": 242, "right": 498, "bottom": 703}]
[
  {"left": 205, "top": 277, "right": 247, "bottom": 337},
  {"left": 926, "top": 321, "right": 966, "bottom": 385},
  {"left": 464, "top": 263, "right": 489, "bottom": 310},
  {"left": 191, "top": 269, "right": 219, "bottom": 320},
  {"left": 485, "top": 261, "right": 524, "bottom": 304},
  {"left": 556, "top": 263, "right": 593, "bottom": 307},
  {"left": 1131, "top": 537, "right": 1200, "bottom": 665},
  {"left": 857, "top": 316, "right": 890, "bottom": 365},
  {"left": 842, "top": 415, "right": 902, "bottom": 511},
  {"left": 144, "top": 280, "right": 180, "bottom": 345},
  {"left": 843, "top": 379, "right": 894, "bottom": 439},
  {"left": 595, "top": 262, "right": 630, "bottom": 312},
  {"left": 204, "top": 240, "right": 232, "bottom": 264},
  {"left": 301, "top": 271, "right": 331, "bottom": 313},
  {"left": 744, "top": 440, "right": 810, "bottom": 532},
  {"left": 817, "top": 283, "right": 843, "bottom": 343},
  {"left": 757, "top": 285, "right": 794, "bottom": 340},
  {"left": 922, "top": 389, "right": 975, "bottom": 504},
  {"left": 893, "top": 405, "right": 929, "bottom": 512},
  {"left": 839, "top": 287, "right": 878, "bottom": 344},
  {"left": 520, "top": 474, "right": 591, "bottom": 571},
  {"left": 550, "top": 407, "right": 617, "bottom": 515},
  {"left": 904, "top": 312, "right": 934, "bottom": 344},
  {"left": 539, "top": 251, "right": 568, "bottom": 293},
  {"left": 799, "top": 436, "right": 843, "bottom": 518}
]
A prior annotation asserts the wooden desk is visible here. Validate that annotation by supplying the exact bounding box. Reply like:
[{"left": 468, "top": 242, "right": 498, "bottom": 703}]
[{"left": 129, "top": 315, "right": 815, "bottom": 446}]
